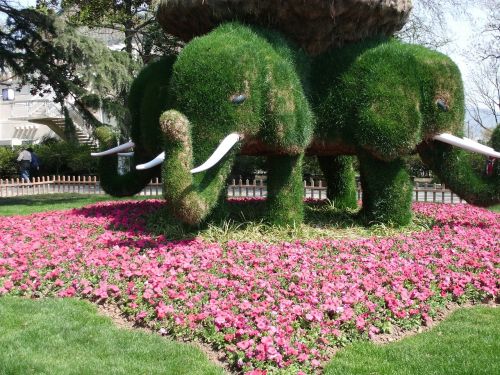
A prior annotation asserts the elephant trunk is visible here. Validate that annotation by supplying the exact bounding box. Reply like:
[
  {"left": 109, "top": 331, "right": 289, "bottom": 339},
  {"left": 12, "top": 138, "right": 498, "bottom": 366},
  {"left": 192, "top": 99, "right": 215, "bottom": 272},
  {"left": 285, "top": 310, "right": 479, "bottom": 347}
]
[
  {"left": 94, "top": 127, "right": 156, "bottom": 197},
  {"left": 417, "top": 139, "right": 500, "bottom": 207},
  {"left": 160, "top": 110, "right": 238, "bottom": 225}
]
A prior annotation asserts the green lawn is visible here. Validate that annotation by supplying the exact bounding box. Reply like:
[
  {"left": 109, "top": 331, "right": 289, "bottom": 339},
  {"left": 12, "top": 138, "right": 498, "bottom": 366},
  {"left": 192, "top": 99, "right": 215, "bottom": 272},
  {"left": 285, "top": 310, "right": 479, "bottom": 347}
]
[
  {"left": 325, "top": 306, "right": 500, "bottom": 375},
  {"left": 489, "top": 204, "right": 500, "bottom": 212},
  {"left": 0, "top": 297, "right": 225, "bottom": 375}
]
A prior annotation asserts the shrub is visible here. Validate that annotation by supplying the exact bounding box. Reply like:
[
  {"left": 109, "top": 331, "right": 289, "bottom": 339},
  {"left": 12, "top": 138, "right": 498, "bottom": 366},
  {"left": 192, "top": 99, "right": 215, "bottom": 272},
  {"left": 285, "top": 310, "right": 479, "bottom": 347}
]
[
  {"left": 33, "top": 141, "right": 98, "bottom": 176},
  {"left": 0, "top": 147, "right": 18, "bottom": 179}
]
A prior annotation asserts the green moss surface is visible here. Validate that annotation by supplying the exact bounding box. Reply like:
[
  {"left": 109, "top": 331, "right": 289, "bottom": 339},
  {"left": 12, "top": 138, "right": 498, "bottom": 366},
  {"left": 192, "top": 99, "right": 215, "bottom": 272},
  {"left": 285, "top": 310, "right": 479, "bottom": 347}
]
[
  {"left": 95, "top": 126, "right": 155, "bottom": 197},
  {"left": 358, "top": 152, "right": 413, "bottom": 226},
  {"left": 267, "top": 154, "right": 305, "bottom": 225},
  {"left": 95, "top": 58, "right": 175, "bottom": 197},
  {"left": 161, "top": 22, "right": 313, "bottom": 225},
  {"left": 96, "top": 21, "right": 497, "bottom": 226},
  {"left": 170, "top": 22, "right": 313, "bottom": 164},
  {"left": 312, "top": 39, "right": 465, "bottom": 161},
  {"left": 418, "top": 141, "right": 499, "bottom": 206},
  {"left": 160, "top": 110, "right": 238, "bottom": 226},
  {"left": 128, "top": 56, "right": 176, "bottom": 155}
]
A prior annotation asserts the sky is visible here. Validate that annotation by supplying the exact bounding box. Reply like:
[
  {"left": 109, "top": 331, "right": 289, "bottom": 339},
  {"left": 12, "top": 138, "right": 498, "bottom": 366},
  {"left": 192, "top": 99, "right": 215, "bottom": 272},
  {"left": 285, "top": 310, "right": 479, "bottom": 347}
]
[{"left": 442, "top": 7, "right": 489, "bottom": 87}]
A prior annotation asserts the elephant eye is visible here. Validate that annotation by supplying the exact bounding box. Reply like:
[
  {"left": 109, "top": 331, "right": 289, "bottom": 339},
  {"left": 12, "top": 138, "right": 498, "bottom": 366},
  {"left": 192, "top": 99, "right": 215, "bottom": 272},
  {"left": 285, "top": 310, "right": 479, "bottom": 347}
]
[
  {"left": 436, "top": 99, "right": 449, "bottom": 112},
  {"left": 230, "top": 94, "right": 247, "bottom": 105}
]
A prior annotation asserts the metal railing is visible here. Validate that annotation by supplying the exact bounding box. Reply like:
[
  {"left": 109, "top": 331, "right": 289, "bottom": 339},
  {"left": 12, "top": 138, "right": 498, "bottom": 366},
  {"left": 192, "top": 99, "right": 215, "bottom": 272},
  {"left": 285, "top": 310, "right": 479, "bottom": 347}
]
[
  {"left": 0, "top": 176, "right": 467, "bottom": 204},
  {"left": 4, "top": 99, "right": 95, "bottom": 145},
  {"left": 4, "top": 99, "right": 62, "bottom": 119}
]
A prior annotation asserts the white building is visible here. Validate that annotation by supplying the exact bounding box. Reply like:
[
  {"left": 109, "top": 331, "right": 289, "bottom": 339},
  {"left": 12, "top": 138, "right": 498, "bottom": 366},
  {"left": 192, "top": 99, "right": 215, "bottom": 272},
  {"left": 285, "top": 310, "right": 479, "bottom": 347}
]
[
  {"left": 0, "top": 82, "right": 59, "bottom": 147},
  {"left": 0, "top": 80, "right": 95, "bottom": 148}
]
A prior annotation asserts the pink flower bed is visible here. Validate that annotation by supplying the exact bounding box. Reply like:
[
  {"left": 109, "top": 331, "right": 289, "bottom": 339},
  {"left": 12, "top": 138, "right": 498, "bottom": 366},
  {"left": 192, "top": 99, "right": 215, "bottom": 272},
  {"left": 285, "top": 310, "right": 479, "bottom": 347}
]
[{"left": 0, "top": 201, "right": 498, "bottom": 373}]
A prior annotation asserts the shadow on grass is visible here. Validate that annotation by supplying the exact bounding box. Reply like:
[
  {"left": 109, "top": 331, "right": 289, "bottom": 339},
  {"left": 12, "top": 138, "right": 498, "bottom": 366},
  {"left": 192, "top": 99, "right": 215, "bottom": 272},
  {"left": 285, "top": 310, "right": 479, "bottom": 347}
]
[
  {"left": 0, "top": 194, "right": 151, "bottom": 216},
  {"left": 0, "top": 195, "right": 100, "bottom": 207},
  {"left": 1, "top": 194, "right": 435, "bottom": 242},
  {"left": 143, "top": 199, "right": 434, "bottom": 242}
]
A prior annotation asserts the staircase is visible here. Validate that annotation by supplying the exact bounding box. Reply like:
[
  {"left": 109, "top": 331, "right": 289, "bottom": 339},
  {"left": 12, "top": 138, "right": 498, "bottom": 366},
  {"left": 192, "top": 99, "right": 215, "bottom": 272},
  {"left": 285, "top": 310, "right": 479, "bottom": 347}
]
[{"left": 7, "top": 100, "right": 97, "bottom": 147}]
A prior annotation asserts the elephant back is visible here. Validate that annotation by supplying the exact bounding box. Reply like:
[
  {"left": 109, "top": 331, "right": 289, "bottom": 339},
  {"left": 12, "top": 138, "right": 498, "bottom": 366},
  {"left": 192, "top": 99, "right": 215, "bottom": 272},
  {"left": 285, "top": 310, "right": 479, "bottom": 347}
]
[{"left": 157, "top": 0, "right": 413, "bottom": 55}]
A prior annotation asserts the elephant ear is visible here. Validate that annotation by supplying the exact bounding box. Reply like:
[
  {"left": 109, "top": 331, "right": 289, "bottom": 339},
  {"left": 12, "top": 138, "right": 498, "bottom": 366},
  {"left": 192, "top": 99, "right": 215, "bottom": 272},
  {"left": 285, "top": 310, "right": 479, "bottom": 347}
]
[
  {"left": 260, "top": 49, "right": 314, "bottom": 154},
  {"left": 128, "top": 56, "right": 177, "bottom": 155},
  {"left": 94, "top": 58, "right": 176, "bottom": 197}
]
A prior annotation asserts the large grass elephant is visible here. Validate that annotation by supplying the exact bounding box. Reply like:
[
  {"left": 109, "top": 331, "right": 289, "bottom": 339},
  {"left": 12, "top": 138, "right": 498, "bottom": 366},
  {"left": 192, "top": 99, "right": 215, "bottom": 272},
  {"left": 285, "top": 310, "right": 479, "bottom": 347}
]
[{"left": 93, "top": 23, "right": 500, "bottom": 227}]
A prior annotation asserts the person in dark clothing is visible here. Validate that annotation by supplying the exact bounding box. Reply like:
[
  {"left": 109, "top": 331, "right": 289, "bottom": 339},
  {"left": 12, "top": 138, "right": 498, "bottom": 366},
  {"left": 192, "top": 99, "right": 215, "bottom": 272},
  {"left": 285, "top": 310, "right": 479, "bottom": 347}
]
[
  {"left": 27, "top": 147, "right": 40, "bottom": 179},
  {"left": 17, "top": 147, "right": 32, "bottom": 182}
]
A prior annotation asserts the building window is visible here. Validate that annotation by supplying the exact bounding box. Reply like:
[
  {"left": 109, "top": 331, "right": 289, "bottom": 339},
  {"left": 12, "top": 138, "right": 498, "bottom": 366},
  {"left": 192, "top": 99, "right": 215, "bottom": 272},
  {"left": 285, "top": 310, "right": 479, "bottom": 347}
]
[{"left": 2, "top": 88, "right": 15, "bottom": 101}]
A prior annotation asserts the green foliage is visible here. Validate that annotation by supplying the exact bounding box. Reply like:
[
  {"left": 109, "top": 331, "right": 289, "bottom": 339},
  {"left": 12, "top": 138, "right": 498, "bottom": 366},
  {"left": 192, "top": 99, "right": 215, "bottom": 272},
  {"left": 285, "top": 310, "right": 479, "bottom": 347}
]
[
  {"left": 490, "top": 124, "right": 500, "bottom": 150},
  {"left": 57, "top": 0, "right": 181, "bottom": 61},
  {"left": 95, "top": 57, "right": 177, "bottom": 198},
  {"left": 0, "top": 3, "right": 139, "bottom": 131},
  {"left": 97, "top": 21, "right": 493, "bottom": 227},
  {"left": 0, "top": 147, "right": 18, "bottom": 179},
  {"left": 231, "top": 155, "right": 266, "bottom": 180},
  {"left": 155, "top": 23, "right": 314, "bottom": 225},
  {"left": 0, "top": 297, "right": 224, "bottom": 375},
  {"left": 33, "top": 141, "right": 98, "bottom": 176},
  {"left": 0, "top": 141, "right": 97, "bottom": 179},
  {"left": 160, "top": 110, "right": 238, "bottom": 225},
  {"left": 63, "top": 106, "right": 78, "bottom": 143},
  {"left": 406, "top": 154, "right": 432, "bottom": 178},
  {"left": 325, "top": 307, "right": 500, "bottom": 375}
]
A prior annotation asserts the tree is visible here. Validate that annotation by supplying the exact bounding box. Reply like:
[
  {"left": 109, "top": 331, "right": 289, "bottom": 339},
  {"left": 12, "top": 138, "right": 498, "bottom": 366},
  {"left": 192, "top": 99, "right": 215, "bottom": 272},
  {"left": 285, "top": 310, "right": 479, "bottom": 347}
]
[
  {"left": 467, "top": 60, "right": 499, "bottom": 139},
  {"left": 37, "top": 0, "right": 180, "bottom": 63},
  {"left": 0, "top": 0, "right": 140, "bottom": 136},
  {"left": 475, "top": 0, "right": 499, "bottom": 61},
  {"left": 396, "top": 0, "right": 479, "bottom": 48},
  {"left": 464, "top": 0, "right": 499, "bottom": 139}
]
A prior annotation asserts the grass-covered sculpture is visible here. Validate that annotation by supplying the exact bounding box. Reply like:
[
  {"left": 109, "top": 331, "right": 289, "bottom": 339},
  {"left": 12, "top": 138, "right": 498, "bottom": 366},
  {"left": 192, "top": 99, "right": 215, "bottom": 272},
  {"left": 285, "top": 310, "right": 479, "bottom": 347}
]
[{"left": 93, "top": 1, "right": 500, "bottom": 227}]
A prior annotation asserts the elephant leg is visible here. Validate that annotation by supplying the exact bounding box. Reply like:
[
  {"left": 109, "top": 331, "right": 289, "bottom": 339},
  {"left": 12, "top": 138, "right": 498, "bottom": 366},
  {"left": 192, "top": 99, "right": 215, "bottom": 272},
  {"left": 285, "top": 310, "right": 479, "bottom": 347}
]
[
  {"left": 318, "top": 155, "right": 358, "bottom": 209},
  {"left": 160, "top": 111, "right": 237, "bottom": 226},
  {"left": 267, "top": 154, "right": 304, "bottom": 226},
  {"left": 358, "top": 152, "right": 413, "bottom": 225}
]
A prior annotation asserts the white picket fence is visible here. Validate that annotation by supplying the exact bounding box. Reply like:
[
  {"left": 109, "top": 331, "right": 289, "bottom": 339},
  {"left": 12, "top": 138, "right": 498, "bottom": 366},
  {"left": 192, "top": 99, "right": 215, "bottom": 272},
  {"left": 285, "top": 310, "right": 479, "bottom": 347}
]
[{"left": 0, "top": 175, "right": 466, "bottom": 204}]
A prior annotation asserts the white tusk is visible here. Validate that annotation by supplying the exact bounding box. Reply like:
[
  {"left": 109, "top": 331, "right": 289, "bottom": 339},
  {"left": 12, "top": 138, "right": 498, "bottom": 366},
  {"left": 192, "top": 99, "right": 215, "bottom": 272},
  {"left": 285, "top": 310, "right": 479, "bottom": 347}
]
[
  {"left": 118, "top": 152, "right": 135, "bottom": 157},
  {"left": 190, "top": 133, "right": 241, "bottom": 174},
  {"left": 91, "top": 141, "right": 135, "bottom": 157},
  {"left": 433, "top": 133, "right": 500, "bottom": 158},
  {"left": 136, "top": 152, "right": 165, "bottom": 170},
  {"left": 463, "top": 137, "right": 495, "bottom": 152}
]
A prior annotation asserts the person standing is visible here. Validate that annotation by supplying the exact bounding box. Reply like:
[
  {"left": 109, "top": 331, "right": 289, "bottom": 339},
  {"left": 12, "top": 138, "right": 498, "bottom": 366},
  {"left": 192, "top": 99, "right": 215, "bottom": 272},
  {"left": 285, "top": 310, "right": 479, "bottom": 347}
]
[
  {"left": 17, "top": 147, "right": 32, "bottom": 182},
  {"left": 27, "top": 147, "right": 40, "bottom": 179}
]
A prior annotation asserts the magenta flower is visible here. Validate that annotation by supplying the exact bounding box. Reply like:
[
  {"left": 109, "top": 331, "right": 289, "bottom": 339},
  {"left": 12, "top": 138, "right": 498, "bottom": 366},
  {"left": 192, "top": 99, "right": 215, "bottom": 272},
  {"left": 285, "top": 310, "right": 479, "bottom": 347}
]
[{"left": 0, "top": 200, "right": 498, "bottom": 373}]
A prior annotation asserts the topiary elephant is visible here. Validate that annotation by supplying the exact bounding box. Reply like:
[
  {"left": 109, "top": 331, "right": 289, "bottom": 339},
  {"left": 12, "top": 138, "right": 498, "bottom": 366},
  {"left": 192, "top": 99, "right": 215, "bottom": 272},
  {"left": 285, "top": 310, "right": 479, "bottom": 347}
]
[{"left": 93, "top": 23, "right": 500, "bottom": 227}]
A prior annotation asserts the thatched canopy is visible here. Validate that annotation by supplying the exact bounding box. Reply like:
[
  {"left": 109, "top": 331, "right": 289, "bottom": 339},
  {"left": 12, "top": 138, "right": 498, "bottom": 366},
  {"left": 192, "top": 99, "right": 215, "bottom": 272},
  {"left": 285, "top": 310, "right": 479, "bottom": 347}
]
[{"left": 157, "top": 0, "right": 413, "bottom": 55}]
